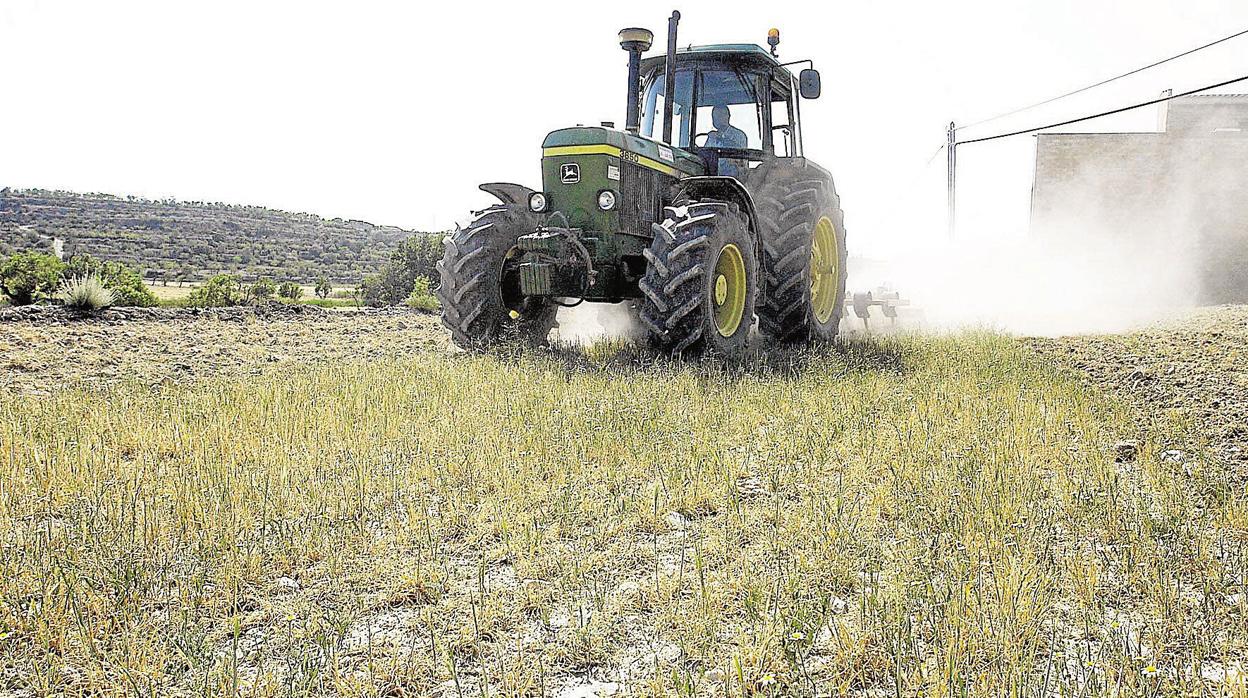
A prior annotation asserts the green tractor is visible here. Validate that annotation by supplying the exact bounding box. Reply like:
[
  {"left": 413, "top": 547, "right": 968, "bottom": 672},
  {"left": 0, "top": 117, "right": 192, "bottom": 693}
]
[{"left": 438, "top": 11, "right": 847, "bottom": 357}]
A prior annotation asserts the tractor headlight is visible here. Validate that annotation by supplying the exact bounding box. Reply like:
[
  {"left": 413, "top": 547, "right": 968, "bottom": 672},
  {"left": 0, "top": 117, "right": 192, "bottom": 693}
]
[
  {"left": 597, "top": 190, "right": 617, "bottom": 211},
  {"left": 528, "top": 192, "right": 548, "bottom": 213}
]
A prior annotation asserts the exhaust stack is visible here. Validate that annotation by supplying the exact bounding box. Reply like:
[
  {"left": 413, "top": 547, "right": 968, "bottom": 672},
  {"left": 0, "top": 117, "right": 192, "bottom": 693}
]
[
  {"left": 662, "top": 10, "right": 680, "bottom": 145},
  {"left": 618, "top": 27, "right": 654, "bottom": 133}
]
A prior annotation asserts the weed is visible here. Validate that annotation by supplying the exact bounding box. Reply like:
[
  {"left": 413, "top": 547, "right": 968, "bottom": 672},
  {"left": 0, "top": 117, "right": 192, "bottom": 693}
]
[{"left": 59, "top": 274, "right": 114, "bottom": 310}]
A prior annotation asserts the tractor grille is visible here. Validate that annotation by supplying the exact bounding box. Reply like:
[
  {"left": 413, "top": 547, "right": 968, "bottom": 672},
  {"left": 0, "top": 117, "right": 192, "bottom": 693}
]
[{"left": 618, "top": 161, "right": 663, "bottom": 236}]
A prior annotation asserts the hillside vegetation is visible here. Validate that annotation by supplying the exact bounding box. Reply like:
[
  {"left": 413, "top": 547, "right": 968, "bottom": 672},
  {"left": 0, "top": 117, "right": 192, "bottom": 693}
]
[
  {"left": 2, "top": 319, "right": 1243, "bottom": 696},
  {"left": 0, "top": 188, "right": 436, "bottom": 283}
]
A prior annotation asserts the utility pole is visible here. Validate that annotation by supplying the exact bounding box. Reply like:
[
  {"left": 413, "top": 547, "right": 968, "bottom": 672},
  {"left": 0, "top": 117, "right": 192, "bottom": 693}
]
[{"left": 946, "top": 121, "right": 957, "bottom": 239}]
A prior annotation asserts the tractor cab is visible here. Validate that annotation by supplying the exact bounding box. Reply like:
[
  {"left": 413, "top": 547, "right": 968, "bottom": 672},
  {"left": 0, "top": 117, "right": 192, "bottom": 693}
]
[{"left": 638, "top": 44, "right": 820, "bottom": 179}]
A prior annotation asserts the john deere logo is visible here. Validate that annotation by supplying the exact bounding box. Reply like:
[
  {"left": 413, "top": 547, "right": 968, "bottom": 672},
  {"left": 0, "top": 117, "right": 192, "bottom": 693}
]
[{"left": 560, "top": 163, "right": 580, "bottom": 184}]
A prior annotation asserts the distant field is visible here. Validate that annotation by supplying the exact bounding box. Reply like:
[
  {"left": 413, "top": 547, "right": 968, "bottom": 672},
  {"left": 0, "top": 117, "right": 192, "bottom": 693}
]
[
  {"left": 2, "top": 311, "right": 1244, "bottom": 696},
  {"left": 143, "top": 281, "right": 359, "bottom": 305},
  {"left": 146, "top": 282, "right": 196, "bottom": 300}
]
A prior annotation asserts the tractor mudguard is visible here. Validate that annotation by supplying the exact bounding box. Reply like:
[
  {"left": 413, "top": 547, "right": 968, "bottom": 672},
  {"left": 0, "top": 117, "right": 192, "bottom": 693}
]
[
  {"left": 673, "top": 175, "right": 761, "bottom": 247},
  {"left": 479, "top": 182, "right": 537, "bottom": 208}
]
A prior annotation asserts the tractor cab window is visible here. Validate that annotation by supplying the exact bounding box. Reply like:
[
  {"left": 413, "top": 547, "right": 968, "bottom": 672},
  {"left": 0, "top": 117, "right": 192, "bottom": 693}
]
[
  {"left": 641, "top": 70, "right": 694, "bottom": 147},
  {"left": 692, "top": 70, "right": 763, "bottom": 151}
]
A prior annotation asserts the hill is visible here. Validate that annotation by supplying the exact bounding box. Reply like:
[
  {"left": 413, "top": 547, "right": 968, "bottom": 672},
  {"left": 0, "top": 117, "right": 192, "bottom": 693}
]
[{"left": 0, "top": 188, "right": 433, "bottom": 283}]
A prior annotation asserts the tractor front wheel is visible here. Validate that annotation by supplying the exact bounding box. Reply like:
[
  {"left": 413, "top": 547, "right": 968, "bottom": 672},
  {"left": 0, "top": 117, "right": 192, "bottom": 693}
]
[
  {"left": 638, "top": 202, "right": 758, "bottom": 357},
  {"left": 437, "top": 206, "right": 557, "bottom": 349}
]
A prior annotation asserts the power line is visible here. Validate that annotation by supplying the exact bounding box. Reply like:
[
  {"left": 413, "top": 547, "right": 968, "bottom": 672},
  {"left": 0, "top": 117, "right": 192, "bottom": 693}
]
[
  {"left": 957, "top": 73, "right": 1248, "bottom": 145},
  {"left": 958, "top": 26, "right": 1248, "bottom": 131}
]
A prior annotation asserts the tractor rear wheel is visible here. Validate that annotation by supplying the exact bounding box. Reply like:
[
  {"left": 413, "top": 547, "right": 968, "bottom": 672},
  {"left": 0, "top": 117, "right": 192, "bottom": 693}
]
[
  {"left": 638, "top": 202, "right": 758, "bottom": 357},
  {"left": 437, "top": 206, "right": 557, "bottom": 349},
  {"left": 754, "top": 174, "right": 848, "bottom": 343}
]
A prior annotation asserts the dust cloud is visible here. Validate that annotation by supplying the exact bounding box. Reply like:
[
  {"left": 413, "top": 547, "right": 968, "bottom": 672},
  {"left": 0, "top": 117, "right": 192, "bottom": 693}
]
[
  {"left": 552, "top": 301, "right": 644, "bottom": 344},
  {"left": 855, "top": 230, "right": 1197, "bottom": 336},
  {"left": 856, "top": 128, "right": 1241, "bottom": 337}
]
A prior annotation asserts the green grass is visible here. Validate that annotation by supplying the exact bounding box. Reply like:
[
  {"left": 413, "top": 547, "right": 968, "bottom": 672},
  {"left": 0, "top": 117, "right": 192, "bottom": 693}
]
[
  {"left": 299, "top": 297, "right": 360, "bottom": 309},
  {"left": 1, "top": 334, "right": 1244, "bottom": 696}
]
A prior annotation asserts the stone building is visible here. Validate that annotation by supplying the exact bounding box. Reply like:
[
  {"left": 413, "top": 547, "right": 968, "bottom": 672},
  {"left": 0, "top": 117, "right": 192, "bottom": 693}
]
[{"left": 1030, "top": 94, "right": 1248, "bottom": 303}]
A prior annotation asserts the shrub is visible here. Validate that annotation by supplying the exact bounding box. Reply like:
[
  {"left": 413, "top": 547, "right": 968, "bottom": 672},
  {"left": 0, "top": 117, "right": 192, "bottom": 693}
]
[
  {"left": 0, "top": 252, "right": 65, "bottom": 305},
  {"left": 64, "top": 255, "right": 158, "bottom": 307},
  {"left": 186, "top": 274, "right": 243, "bottom": 307},
  {"left": 246, "top": 278, "right": 277, "bottom": 304},
  {"left": 60, "top": 275, "right": 114, "bottom": 311},
  {"left": 277, "top": 281, "right": 304, "bottom": 301},
  {"left": 314, "top": 277, "right": 332, "bottom": 299},
  {"left": 404, "top": 275, "right": 439, "bottom": 311}
]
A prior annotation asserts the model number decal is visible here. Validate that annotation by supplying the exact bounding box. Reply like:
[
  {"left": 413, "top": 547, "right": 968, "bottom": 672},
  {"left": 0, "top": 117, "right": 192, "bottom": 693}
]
[{"left": 619, "top": 151, "right": 640, "bottom": 164}]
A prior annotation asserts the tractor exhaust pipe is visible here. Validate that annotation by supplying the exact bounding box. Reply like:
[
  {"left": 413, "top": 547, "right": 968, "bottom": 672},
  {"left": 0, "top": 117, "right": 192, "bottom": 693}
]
[
  {"left": 618, "top": 27, "right": 654, "bottom": 134},
  {"left": 662, "top": 10, "right": 680, "bottom": 145}
]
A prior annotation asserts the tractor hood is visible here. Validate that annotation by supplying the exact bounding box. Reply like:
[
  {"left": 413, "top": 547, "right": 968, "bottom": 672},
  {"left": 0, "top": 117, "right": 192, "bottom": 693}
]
[
  {"left": 538, "top": 126, "right": 705, "bottom": 236},
  {"left": 541, "top": 127, "right": 704, "bottom": 177}
]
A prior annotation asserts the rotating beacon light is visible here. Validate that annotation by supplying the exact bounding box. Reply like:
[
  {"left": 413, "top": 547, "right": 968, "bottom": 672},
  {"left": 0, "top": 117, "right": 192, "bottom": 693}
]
[
  {"left": 767, "top": 27, "right": 780, "bottom": 57},
  {"left": 618, "top": 27, "right": 654, "bottom": 133}
]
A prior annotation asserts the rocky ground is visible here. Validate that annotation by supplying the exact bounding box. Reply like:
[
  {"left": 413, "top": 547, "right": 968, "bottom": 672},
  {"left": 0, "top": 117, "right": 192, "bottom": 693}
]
[
  {"left": 1028, "top": 305, "right": 1248, "bottom": 468},
  {"left": 0, "top": 304, "right": 446, "bottom": 395}
]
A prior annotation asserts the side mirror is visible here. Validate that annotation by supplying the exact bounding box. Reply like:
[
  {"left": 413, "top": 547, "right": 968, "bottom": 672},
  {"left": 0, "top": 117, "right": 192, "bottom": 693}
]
[{"left": 799, "top": 68, "right": 821, "bottom": 99}]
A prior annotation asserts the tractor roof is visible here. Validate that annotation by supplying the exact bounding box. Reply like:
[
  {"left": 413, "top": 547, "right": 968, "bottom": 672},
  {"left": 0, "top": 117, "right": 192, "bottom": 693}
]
[{"left": 639, "top": 44, "right": 794, "bottom": 80}]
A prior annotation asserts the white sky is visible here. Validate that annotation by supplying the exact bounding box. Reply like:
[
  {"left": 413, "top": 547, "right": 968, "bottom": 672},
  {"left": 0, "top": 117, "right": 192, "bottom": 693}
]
[{"left": 2, "top": 0, "right": 1246, "bottom": 258}]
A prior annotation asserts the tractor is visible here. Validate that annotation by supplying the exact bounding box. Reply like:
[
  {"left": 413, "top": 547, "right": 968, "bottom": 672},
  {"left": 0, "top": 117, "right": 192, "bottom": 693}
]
[{"left": 437, "top": 11, "right": 846, "bottom": 357}]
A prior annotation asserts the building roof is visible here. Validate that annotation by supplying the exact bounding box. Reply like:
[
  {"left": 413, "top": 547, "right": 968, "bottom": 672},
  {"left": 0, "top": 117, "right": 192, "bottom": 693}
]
[{"left": 1171, "top": 93, "right": 1248, "bottom": 102}]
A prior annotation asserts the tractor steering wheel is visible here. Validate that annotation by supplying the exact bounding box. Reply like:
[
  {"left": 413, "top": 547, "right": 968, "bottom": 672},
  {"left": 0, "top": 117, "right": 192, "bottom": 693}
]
[{"left": 694, "top": 132, "right": 712, "bottom": 147}]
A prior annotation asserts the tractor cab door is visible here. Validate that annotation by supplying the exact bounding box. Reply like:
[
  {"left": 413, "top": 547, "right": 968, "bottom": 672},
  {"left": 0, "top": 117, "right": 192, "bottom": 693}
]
[{"left": 768, "top": 76, "right": 798, "bottom": 158}]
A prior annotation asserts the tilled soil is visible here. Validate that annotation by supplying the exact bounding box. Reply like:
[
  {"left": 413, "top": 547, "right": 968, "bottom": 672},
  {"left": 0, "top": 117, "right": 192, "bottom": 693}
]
[
  {"left": 1028, "top": 305, "right": 1248, "bottom": 467},
  {"left": 0, "top": 305, "right": 446, "bottom": 395}
]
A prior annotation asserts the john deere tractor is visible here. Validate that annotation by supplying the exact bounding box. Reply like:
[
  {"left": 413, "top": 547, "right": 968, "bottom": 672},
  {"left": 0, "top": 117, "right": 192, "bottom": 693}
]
[{"left": 438, "top": 11, "right": 846, "bottom": 356}]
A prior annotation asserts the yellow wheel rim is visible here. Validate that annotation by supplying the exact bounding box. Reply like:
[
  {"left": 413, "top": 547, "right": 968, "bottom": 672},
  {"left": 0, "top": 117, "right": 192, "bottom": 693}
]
[
  {"left": 809, "top": 216, "right": 840, "bottom": 324},
  {"left": 712, "top": 243, "right": 747, "bottom": 337}
]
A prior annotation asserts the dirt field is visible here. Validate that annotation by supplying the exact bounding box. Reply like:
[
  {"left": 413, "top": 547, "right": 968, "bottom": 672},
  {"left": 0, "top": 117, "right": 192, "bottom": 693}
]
[
  {"left": 1029, "top": 305, "right": 1248, "bottom": 469},
  {"left": 0, "top": 305, "right": 443, "bottom": 395},
  {"left": 2, "top": 306, "right": 1246, "bottom": 697}
]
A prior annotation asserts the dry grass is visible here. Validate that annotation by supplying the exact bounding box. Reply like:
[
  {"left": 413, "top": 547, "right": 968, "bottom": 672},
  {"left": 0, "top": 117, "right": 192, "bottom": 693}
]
[{"left": 1, "top": 332, "right": 1246, "bottom": 697}]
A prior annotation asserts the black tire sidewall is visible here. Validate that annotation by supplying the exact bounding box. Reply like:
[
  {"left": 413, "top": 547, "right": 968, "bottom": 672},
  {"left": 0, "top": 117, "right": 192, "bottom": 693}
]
[{"left": 701, "top": 212, "right": 757, "bottom": 356}]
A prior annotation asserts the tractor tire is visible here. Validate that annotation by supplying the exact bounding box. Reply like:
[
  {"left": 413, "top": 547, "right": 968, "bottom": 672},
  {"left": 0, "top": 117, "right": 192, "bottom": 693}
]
[
  {"left": 753, "top": 171, "right": 848, "bottom": 343},
  {"left": 638, "top": 202, "right": 758, "bottom": 357},
  {"left": 437, "top": 205, "right": 557, "bottom": 349}
]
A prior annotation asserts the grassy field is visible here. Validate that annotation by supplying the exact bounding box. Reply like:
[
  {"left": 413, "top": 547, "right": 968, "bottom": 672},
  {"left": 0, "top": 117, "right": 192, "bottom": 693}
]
[{"left": 1, "top": 331, "right": 1245, "bottom": 697}]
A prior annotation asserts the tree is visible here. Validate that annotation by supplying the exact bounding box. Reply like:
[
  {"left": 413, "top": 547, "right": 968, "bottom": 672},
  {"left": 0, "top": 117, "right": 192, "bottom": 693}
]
[
  {"left": 361, "top": 234, "right": 443, "bottom": 306},
  {"left": 186, "top": 274, "right": 242, "bottom": 307},
  {"left": 0, "top": 252, "right": 65, "bottom": 305},
  {"left": 314, "top": 277, "right": 332, "bottom": 299},
  {"left": 277, "top": 281, "right": 303, "bottom": 301}
]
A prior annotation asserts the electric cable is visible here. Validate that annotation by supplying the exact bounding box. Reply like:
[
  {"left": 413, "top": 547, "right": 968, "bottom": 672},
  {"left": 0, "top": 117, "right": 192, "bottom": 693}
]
[
  {"left": 958, "top": 26, "right": 1248, "bottom": 131},
  {"left": 957, "top": 73, "right": 1248, "bottom": 145}
]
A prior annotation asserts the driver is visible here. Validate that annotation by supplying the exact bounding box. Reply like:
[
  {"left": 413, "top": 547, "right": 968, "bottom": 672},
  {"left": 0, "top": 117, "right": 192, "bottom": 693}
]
[{"left": 705, "top": 105, "right": 747, "bottom": 149}]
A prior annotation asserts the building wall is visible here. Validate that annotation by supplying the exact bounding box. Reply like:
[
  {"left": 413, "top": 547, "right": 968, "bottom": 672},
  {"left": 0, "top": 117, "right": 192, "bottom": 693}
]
[
  {"left": 1031, "top": 123, "right": 1248, "bottom": 303},
  {"left": 1167, "top": 97, "right": 1248, "bottom": 134}
]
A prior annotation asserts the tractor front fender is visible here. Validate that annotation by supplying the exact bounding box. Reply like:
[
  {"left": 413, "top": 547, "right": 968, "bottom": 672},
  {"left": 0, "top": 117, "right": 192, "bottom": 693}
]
[
  {"left": 479, "top": 182, "right": 536, "bottom": 208},
  {"left": 673, "top": 177, "right": 760, "bottom": 241}
]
